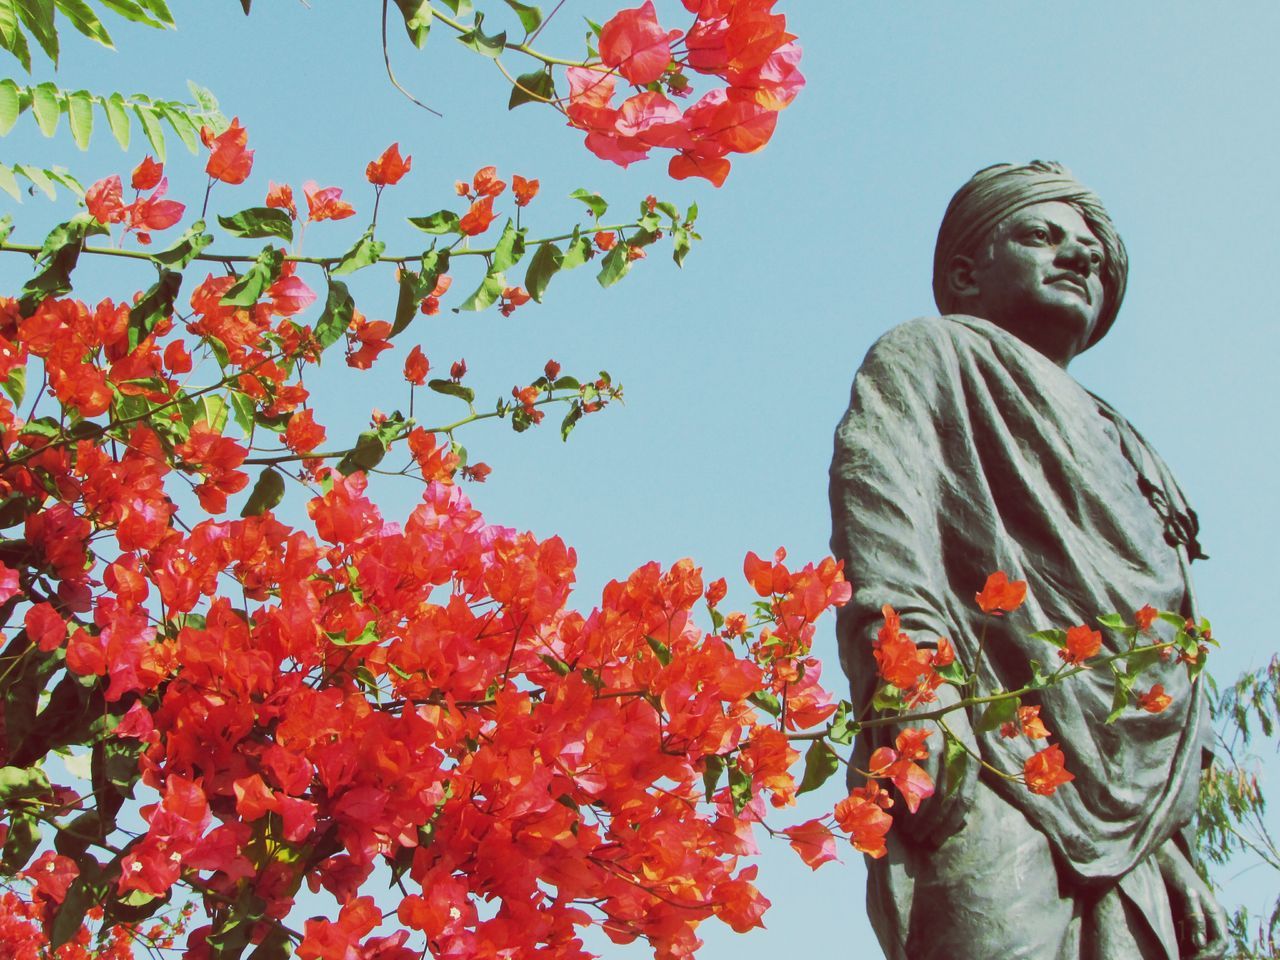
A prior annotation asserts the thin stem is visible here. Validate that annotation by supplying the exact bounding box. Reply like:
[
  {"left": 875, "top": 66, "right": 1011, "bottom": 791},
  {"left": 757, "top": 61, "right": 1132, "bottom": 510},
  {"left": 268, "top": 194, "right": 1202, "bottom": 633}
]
[{"left": 380, "top": 0, "right": 444, "bottom": 116}]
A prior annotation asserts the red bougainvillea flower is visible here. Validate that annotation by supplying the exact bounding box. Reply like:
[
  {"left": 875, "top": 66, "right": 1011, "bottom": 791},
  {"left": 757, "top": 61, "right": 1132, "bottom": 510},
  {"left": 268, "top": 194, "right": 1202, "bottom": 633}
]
[
  {"left": 344, "top": 313, "right": 392, "bottom": 369},
  {"left": 834, "top": 786, "right": 893, "bottom": 858},
  {"left": 975, "top": 570, "right": 1028, "bottom": 615},
  {"left": 403, "top": 344, "right": 429, "bottom": 385},
  {"left": 461, "top": 462, "right": 491, "bottom": 482},
  {"left": 131, "top": 155, "right": 163, "bottom": 191},
  {"left": 449, "top": 358, "right": 466, "bottom": 381},
  {"left": 1001, "top": 704, "right": 1051, "bottom": 740},
  {"left": 22, "top": 851, "right": 79, "bottom": 904},
  {"left": 868, "top": 728, "right": 934, "bottom": 813},
  {"left": 127, "top": 179, "right": 185, "bottom": 235},
  {"left": 543, "top": 359, "right": 561, "bottom": 380},
  {"left": 366, "top": 142, "right": 412, "bottom": 186},
  {"left": 512, "top": 174, "right": 539, "bottom": 206},
  {"left": 471, "top": 165, "right": 506, "bottom": 198},
  {"left": 266, "top": 181, "right": 297, "bottom": 219},
  {"left": 303, "top": 181, "right": 356, "bottom": 222},
  {"left": 1136, "top": 684, "right": 1172, "bottom": 713},
  {"left": 782, "top": 819, "right": 838, "bottom": 869},
  {"left": 283, "top": 408, "right": 326, "bottom": 455},
  {"left": 600, "top": 1, "right": 682, "bottom": 86},
  {"left": 459, "top": 196, "right": 497, "bottom": 236},
  {"left": 86, "top": 175, "right": 127, "bottom": 224},
  {"left": 1024, "top": 743, "right": 1074, "bottom": 796},
  {"left": 1059, "top": 624, "right": 1102, "bottom": 665},
  {"left": 202, "top": 117, "right": 254, "bottom": 184},
  {"left": 1135, "top": 604, "right": 1158, "bottom": 632},
  {"left": 594, "top": 230, "right": 618, "bottom": 251},
  {"left": 498, "top": 286, "right": 531, "bottom": 317}
]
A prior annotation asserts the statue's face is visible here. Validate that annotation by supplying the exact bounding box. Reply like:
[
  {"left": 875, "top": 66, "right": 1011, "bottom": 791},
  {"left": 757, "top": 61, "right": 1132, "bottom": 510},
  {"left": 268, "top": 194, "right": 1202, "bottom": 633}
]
[{"left": 967, "top": 200, "right": 1106, "bottom": 367}]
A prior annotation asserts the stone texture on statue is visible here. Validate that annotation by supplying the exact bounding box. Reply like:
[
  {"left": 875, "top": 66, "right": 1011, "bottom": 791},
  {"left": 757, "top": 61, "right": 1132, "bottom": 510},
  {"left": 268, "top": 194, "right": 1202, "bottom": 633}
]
[{"left": 828, "top": 162, "right": 1227, "bottom": 959}]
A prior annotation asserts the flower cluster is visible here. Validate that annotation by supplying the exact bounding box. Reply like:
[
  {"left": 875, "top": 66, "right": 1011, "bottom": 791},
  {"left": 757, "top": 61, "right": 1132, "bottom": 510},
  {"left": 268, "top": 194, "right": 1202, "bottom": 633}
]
[{"left": 567, "top": 0, "right": 804, "bottom": 185}]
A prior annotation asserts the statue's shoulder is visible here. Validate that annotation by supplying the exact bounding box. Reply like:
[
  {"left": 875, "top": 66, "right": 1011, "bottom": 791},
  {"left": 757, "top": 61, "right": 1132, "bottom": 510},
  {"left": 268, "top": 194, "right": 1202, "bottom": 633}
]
[{"left": 858, "top": 316, "right": 972, "bottom": 381}]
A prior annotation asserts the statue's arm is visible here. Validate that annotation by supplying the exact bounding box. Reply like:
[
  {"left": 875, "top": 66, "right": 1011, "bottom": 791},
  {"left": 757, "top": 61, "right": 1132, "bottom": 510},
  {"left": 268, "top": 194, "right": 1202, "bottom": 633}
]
[{"left": 829, "top": 320, "right": 979, "bottom": 839}]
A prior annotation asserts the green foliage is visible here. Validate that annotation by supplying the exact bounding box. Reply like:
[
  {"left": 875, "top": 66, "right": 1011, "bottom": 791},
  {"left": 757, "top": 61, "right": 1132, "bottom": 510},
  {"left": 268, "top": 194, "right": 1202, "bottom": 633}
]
[
  {"left": 0, "top": 0, "right": 173, "bottom": 69},
  {"left": 1198, "top": 657, "right": 1280, "bottom": 958},
  {"left": 0, "top": 79, "right": 224, "bottom": 159}
]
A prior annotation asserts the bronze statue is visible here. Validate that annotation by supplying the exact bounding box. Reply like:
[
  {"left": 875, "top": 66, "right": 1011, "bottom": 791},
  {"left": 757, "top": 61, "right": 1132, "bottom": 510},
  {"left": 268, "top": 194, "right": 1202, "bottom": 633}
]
[{"left": 829, "top": 162, "right": 1227, "bottom": 959}]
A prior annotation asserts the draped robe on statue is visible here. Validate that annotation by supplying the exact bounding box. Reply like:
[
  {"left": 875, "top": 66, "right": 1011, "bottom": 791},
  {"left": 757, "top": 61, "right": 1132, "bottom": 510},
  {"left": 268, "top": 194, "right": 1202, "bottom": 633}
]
[{"left": 829, "top": 314, "right": 1210, "bottom": 959}]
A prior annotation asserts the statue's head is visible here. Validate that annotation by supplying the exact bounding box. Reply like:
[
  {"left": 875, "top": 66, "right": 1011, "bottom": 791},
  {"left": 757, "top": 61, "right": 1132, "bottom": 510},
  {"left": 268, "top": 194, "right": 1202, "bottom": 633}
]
[{"left": 932, "top": 161, "right": 1128, "bottom": 367}]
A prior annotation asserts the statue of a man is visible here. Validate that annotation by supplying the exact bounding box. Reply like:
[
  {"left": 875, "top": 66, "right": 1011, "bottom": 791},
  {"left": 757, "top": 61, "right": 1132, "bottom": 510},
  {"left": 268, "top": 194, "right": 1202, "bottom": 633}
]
[{"left": 829, "top": 162, "right": 1228, "bottom": 959}]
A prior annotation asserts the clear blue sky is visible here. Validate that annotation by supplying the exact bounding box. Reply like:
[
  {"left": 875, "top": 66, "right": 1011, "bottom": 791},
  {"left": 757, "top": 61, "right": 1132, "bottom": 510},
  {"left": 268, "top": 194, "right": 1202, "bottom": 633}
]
[{"left": 3, "top": 2, "right": 1277, "bottom": 956}]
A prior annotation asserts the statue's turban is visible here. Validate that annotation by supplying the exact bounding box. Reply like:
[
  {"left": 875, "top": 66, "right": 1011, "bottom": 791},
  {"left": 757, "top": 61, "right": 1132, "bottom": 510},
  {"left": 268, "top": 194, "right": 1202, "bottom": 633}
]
[{"left": 932, "top": 161, "right": 1128, "bottom": 350}]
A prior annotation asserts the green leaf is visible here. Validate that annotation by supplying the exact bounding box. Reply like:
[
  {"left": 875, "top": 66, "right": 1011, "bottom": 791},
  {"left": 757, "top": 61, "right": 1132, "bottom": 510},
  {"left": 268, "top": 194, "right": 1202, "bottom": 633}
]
[
  {"left": 456, "top": 10, "right": 504, "bottom": 56},
  {"left": 508, "top": 68, "right": 555, "bottom": 109},
  {"left": 3, "top": 364, "right": 25, "bottom": 407},
  {"left": 942, "top": 736, "right": 969, "bottom": 799},
  {"left": 491, "top": 219, "right": 526, "bottom": 273},
  {"left": 569, "top": 188, "right": 608, "bottom": 219},
  {"left": 54, "top": 0, "right": 114, "bottom": 48},
  {"left": 748, "top": 690, "right": 781, "bottom": 717},
  {"left": 701, "top": 754, "right": 725, "bottom": 802},
  {"left": 797, "top": 740, "right": 840, "bottom": 795},
  {"left": 332, "top": 228, "right": 386, "bottom": 276},
  {"left": 935, "top": 658, "right": 967, "bottom": 685},
  {"left": 503, "top": 0, "right": 541, "bottom": 34},
  {"left": 407, "top": 210, "right": 461, "bottom": 235},
  {"left": 1, "top": 814, "right": 39, "bottom": 871},
  {"left": 427, "top": 378, "right": 475, "bottom": 404},
  {"left": 974, "top": 695, "right": 1020, "bottom": 734},
  {"left": 559, "top": 228, "right": 593, "bottom": 270},
  {"left": 336, "top": 430, "right": 388, "bottom": 476},
  {"left": 102, "top": 93, "right": 130, "bottom": 149},
  {"left": 596, "top": 243, "right": 631, "bottom": 288},
  {"left": 727, "top": 758, "right": 752, "bottom": 814},
  {"left": 1157, "top": 611, "right": 1187, "bottom": 628},
  {"left": 45, "top": 164, "right": 82, "bottom": 197},
  {"left": 393, "top": 268, "right": 421, "bottom": 338},
  {"left": 1029, "top": 628, "right": 1067, "bottom": 649},
  {"left": 828, "top": 700, "right": 858, "bottom": 745},
  {"left": 132, "top": 102, "right": 165, "bottom": 160},
  {"left": 393, "top": 0, "right": 432, "bottom": 47},
  {"left": 221, "top": 245, "right": 283, "bottom": 308},
  {"left": 644, "top": 634, "right": 672, "bottom": 666},
  {"left": 438, "top": 0, "right": 472, "bottom": 16},
  {"left": 0, "top": 79, "right": 21, "bottom": 134},
  {"left": 30, "top": 81, "right": 59, "bottom": 136},
  {"left": 1, "top": 13, "right": 32, "bottom": 72},
  {"left": 128, "top": 268, "right": 181, "bottom": 348},
  {"left": 141, "top": 0, "right": 176, "bottom": 25},
  {"left": 455, "top": 270, "right": 504, "bottom": 312},
  {"left": 14, "top": 163, "right": 55, "bottom": 199},
  {"left": 20, "top": 214, "right": 106, "bottom": 313},
  {"left": 17, "top": 0, "right": 57, "bottom": 66},
  {"left": 98, "top": 0, "right": 167, "bottom": 27},
  {"left": 157, "top": 101, "right": 199, "bottom": 152},
  {"left": 217, "top": 206, "right": 294, "bottom": 242},
  {"left": 152, "top": 219, "right": 212, "bottom": 269},
  {"left": 539, "top": 653, "right": 571, "bottom": 676},
  {"left": 672, "top": 224, "right": 692, "bottom": 267},
  {"left": 241, "top": 468, "right": 284, "bottom": 517},
  {"left": 227, "top": 390, "right": 255, "bottom": 434},
  {"left": 0, "top": 764, "right": 51, "bottom": 802},
  {"left": 313, "top": 278, "right": 354, "bottom": 351},
  {"left": 1097, "top": 613, "right": 1128, "bottom": 630},
  {"left": 50, "top": 875, "right": 102, "bottom": 950},
  {"left": 559, "top": 401, "right": 582, "bottom": 442}
]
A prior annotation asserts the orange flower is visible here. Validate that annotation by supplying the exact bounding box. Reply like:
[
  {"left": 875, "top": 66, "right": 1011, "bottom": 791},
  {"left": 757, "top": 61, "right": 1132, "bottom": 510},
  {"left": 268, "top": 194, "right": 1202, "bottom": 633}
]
[
  {"left": 1059, "top": 625, "right": 1102, "bottom": 665},
  {"left": 512, "top": 174, "right": 539, "bottom": 206},
  {"left": 366, "top": 142, "right": 412, "bottom": 186},
  {"left": 459, "top": 196, "right": 497, "bottom": 236},
  {"left": 544, "top": 359, "right": 561, "bottom": 380},
  {"left": 1024, "top": 743, "right": 1074, "bottom": 796},
  {"left": 403, "top": 345, "right": 429, "bottom": 386},
  {"left": 203, "top": 117, "right": 254, "bottom": 185},
  {"left": 471, "top": 165, "right": 506, "bottom": 198},
  {"left": 283, "top": 408, "right": 326, "bottom": 455},
  {"left": 1001, "top": 704, "right": 1051, "bottom": 740},
  {"left": 974, "top": 570, "right": 1027, "bottom": 615},
  {"left": 834, "top": 787, "right": 893, "bottom": 859},
  {"left": 131, "top": 156, "right": 163, "bottom": 191},
  {"left": 303, "top": 182, "right": 356, "bottom": 222},
  {"left": 705, "top": 577, "right": 727, "bottom": 607},
  {"left": 1136, "top": 684, "right": 1172, "bottom": 714},
  {"left": 266, "top": 182, "right": 297, "bottom": 219},
  {"left": 1135, "top": 604, "right": 1157, "bottom": 632},
  {"left": 594, "top": 230, "right": 618, "bottom": 251},
  {"left": 86, "top": 175, "right": 126, "bottom": 224}
]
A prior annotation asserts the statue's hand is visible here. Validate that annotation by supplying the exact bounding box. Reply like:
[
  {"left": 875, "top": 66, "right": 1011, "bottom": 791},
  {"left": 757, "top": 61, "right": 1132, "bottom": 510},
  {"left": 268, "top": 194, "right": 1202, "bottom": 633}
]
[{"left": 1155, "top": 842, "right": 1229, "bottom": 960}]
